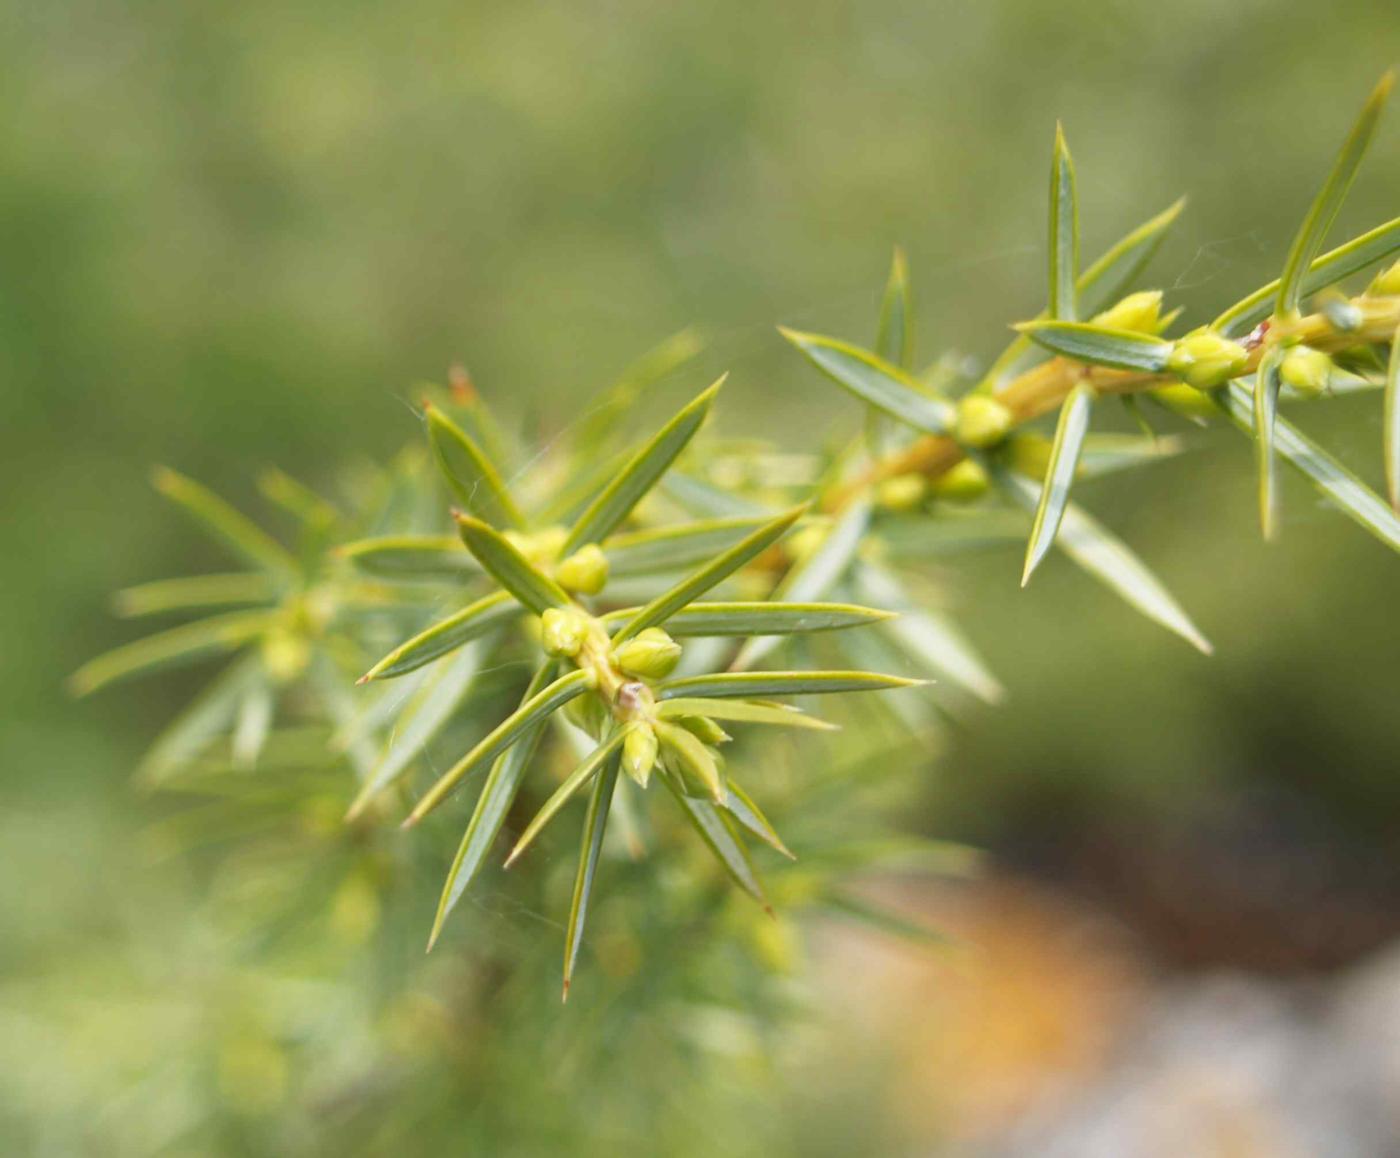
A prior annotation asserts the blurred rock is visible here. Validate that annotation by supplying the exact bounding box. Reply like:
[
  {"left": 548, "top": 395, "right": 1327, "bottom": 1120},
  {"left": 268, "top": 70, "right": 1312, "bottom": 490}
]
[{"left": 974, "top": 942, "right": 1400, "bottom": 1158}]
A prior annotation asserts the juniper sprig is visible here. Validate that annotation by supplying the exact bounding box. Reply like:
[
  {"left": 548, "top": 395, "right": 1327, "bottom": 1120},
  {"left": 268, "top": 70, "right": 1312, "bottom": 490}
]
[{"left": 73, "top": 73, "right": 1400, "bottom": 999}]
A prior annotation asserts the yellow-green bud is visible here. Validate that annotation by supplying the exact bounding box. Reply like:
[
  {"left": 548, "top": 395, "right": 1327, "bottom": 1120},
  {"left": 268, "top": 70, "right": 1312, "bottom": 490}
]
[
  {"left": 540, "top": 606, "right": 588, "bottom": 657},
  {"left": 555, "top": 543, "right": 609, "bottom": 595},
  {"left": 1166, "top": 329, "right": 1249, "bottom": 390},
  {"left": 1369, "top": 259, "right": 1400, "bottom": 297},
  {"left": 785, "top": 523, "right": 826, "bottom": 564},
  {"left": 564, "top": 692, "right": 608, "bottom": 735},
  {"left": 1091, "top": 290, "right": 1164, "bottom": 334},
  {"left": 622, "top": 724, "right": 658, "bottom": 788},
  {"left": 504, "top": 525, "right": 568, "bottom": 567},
  {"left": 875, "top": 473, "right": 927, "bottom": 512},
  {"left": 1004, "top": 434, "right": 1053, "bottom": 481},
  {"left": 955, "top": 394, "right": 1014, "bottom": 448},
  {"left": 930, "top": 457, "right": 990, "bottom": 501},
  {"left": 1279, "top": 345, "right": 1332, "bottom": 397},
  {"left": 261, "top": 628, "right": 310, "bottom": 683},
  {"left": 656, "top": 721, "right": 724, "bottom": 802},
  {"left": 612, "top": 627, "right": 681, "bottom": 680},
  {"left": 677, "top": 714, "right": 730, "bottom": 746}
]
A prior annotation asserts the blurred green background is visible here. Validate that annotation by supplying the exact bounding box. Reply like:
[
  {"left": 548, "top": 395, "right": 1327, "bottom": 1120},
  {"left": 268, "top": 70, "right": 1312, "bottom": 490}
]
[{"left": 5, "top": 1, "right": 1400, "bottom": 1153}]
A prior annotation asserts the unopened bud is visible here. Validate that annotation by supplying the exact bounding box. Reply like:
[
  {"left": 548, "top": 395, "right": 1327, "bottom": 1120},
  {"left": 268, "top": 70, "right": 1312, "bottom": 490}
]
[
  {"left": 677, "top": 714, "right": 730, "bottom": 746},
  {"left": 556, "top": 544, "right": 608, "bottom": 595},
  {"left": 1279, "top": 345, "right": 1332, "bottom": 397},
  {"left": 955, "top": 395, "right": 1014, "bottom": 448},
  {"left": 930, "top": 457, "right": 990, "bottom": 501},
  {"left": 613, "top": 627, "right": 681, "bottom": 679},
  {"left": 540, "top": 607, "right": 588, "bottom": 657},
  {"left": 622, "top": 724, "right": 658, "bottom": 787},
  {"left": 1091, "top": 290, "right": 1164, "bottom": 334},
  {"left": 261, "top": 628, "right": 310, "bottom": 683},
  {"left": 1369, "top": 259, "right": 1400, "bottom": 297},
  {"left": 1004, "top": 434, "right": 1053, "bottom": 481},
  {"left": 656, "top": 722, "right": 725, "bottom": 802},
  {"left": 1166, "top": 329, "right": 1249, "bottom": 390},
  {"left": 875, "top": 473, "right": 927, "bottom": 512},
  {"left": 785, "top": 523, "right": 826, "bottom": 564},
  {"left": 564, "top": 693, "right": 608, "bottom": 735},
  {"left": 504, "top": 525, "right": 568, "bottom": 567}
]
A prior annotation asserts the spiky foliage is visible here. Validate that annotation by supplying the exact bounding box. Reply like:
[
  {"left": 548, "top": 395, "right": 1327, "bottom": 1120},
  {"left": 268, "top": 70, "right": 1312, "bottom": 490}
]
[
  {"left": 785, "top": 72, "right": 1400, "bottom": 661},
  {"left": 74, "top": 75, "right": 1400, "bottom": 1007}
]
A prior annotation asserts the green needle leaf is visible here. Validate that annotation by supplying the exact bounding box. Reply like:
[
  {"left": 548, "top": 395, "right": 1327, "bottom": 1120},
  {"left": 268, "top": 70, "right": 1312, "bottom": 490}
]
[
  {"left": 113, "top": 573, "right": 274, "bottom": 618},
  {"left": 453, "top": 513, "right": 571, "bottom": 615},
  {"left": 1213, "top": 381, "right": 1400, "bottom": 552},
  {"left": 869, "top": 247, "right": 913, "bottom": 453},
  {"left": 1214, "top": 216, "right": 1400, "bottom": 335},
  {"left": 135, "top": 654, "right": 264, "bottom": 786},
  {"left": 779, "top": 329, "right": 955, "bottom": 435},
  {"left": 1077, "top": 432, "right": 1188, "bottom": 478},
  {"left": 660, "top": 766, "right": 768, "bottom": 908},
  {"left": 722, "top": 780, "right": 794, "bottom": 859},
  {"left": 404, "top": 668, "right": 593, "bottom": 827},
  {"left": 425, "top": 403, "right": 525, "bottom": 529},
  {"left": 821, "top": 892, "right": 950, "bottom": 946},
  {"left": 562, "top": 755, "right": 621, "bottom": 1001},
  {"left": 1386, "top": 328, "right": 1400, "bottom": 513},
  {"left": 610, "top": 506, "right": 806, "bottom": 643},
  {"left": 602, "top": 516, "right": 770, "bottom": 576},
  {"left": 337, "top": 535, "right": 479, "bottom": 580},
  {"left": 658, "top": 670, "right": 923, "bottom": 700},
  {"left": 562, "top": 378, "right": 724, "bottom": 554},
  {"left": 1276, "top": 73, "right": 1393, "bottom": 316},
  {"left": 731, "top": 497, "right": 872, "bottom": 672},
  {"left": 603, "top": 600, "right": 892, "bottom": 637},
  {"left": 1023, "top": 382, "right": 1095, "bottom": 585},
  {"left": 572, "top": 327, "right": 705, "bottom": 453},
  {"left": 358, "top": 591, "right": 516, "bottom": 682},
  {"left": 504, "top": 728, "right": 629, "bottom": 870},
  {"left": 69, "top": 609, "right": 278, "bottom": 697},
  {"left": 876, "top": 247, "right": 912, "bottom": 369},
  {"left": 1253, "top": 346, "right": 1286, "bottom": 540},
  {"left": 1048, "top": 122, "right": 1079, "bottom": 321},
  {"left": 427, "top": 662, "right": 557, "bottom": 948},
  {"left": 257, "top": 467, "right": 342, "bottom": 530},
  {"left": 346, "top": 643, "right": 486, "bottom": 819},
  {"left": 877, "top": 508, "right": 1029, "bottom": 559},
  {"left": 1016, "top": 321, "right": 1172, "bottom": 372},
  {"left": 998, "top": 471, "right": 1212, "bottom": 654},
  {"left": 854, "top": 563, "right": 1004, "bottom": 705},
  {"left": 230, "top": 677, "right": 274, "bottom": 769},
  {"left": 661, "top": 471, "right": 773, "bottom": 519},
  {"left": 1079, "top": 198, "right": 1186, "bottom": 317},
  {"left": 657, "top": 698, "right": 836, "bottom": 731},
  {"left": 152, "top": 467, "right": 295, "bottom": 576}
]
